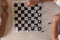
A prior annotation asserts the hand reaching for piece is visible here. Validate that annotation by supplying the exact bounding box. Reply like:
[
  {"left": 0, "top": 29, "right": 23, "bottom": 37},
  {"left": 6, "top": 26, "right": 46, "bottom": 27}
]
[
  {"left": 25, "top": 0, "right": 54, "bottom": 7},
  {"left": 25, "top": 0, "right": 42, "bottom": 7}
]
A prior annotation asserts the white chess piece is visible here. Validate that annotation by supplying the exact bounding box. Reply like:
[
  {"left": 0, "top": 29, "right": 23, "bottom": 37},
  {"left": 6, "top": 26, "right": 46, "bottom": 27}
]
[{"left": 56, "top": 0, "right": 60, "bottom": 7}]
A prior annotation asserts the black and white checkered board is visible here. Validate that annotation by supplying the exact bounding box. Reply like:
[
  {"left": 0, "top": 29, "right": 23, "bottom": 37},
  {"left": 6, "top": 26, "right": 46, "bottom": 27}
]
[{"left": 14, "top": 2, "right": 42, "bottom": 32}]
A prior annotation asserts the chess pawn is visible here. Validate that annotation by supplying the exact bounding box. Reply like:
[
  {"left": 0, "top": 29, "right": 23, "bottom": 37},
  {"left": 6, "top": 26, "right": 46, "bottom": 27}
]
[{"left": 1, "top": 0, "right": 8, "bottom": 11}]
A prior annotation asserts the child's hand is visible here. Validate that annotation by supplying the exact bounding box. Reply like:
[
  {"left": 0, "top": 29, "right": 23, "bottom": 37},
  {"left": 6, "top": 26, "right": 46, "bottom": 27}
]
[{"left": 25, "top": 0, "right": 41, "bottom": 7}]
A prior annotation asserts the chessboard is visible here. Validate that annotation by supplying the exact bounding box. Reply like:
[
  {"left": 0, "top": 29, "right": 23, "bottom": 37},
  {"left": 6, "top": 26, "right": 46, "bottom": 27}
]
[{"left": 13, "top": 1, "right": 43, "bottom": 32}]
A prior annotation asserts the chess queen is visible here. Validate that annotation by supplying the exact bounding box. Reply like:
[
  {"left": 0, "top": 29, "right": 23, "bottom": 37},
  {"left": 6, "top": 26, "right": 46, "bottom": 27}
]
[{"left": 25, "top": 0, "right": 60, "bottom": 40}]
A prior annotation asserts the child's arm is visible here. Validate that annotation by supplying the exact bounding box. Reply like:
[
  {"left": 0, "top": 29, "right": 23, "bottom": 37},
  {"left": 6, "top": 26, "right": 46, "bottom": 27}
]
[
  {"left": 26, "top": 0, "right": 55, "bottom": 7},
  {"left": 0, "top": 0, "right": 8, "bottom": 37},
  {"left": 52, "top": 15, "right": 60, "bottom": 40},
  {"left": 0, "top": 11, "right": 8, "bottom": 37},
  {"left": 42, "top": 0, "right": 54, "bottom": 2}
]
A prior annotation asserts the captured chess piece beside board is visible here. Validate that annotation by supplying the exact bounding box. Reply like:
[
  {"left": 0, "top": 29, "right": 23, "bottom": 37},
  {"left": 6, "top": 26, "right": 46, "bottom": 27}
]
[{"left": 0, "top": 0, "right": 8, "bottom": 38}]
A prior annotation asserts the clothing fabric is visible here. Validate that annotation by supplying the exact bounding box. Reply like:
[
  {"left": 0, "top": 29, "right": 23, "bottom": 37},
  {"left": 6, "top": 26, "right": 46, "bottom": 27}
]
[
  {"left": 56, "top": 0, "right": 60, "bottom": 7},
  {"left": 58, "top": 34, "right": 60, "bottom": 40},
  {"left": 58, "top": 22, "right": 60, "bottom": 34}
]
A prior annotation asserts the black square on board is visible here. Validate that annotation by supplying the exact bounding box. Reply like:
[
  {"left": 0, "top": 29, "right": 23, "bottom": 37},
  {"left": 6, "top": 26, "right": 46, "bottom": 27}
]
[
  {"left": 38, "top": 13, "right": 42, "bottom": 17},
  {"left": 24, "top": 27, "right": 28, "bottom": 30},
  {"left": 18, "top": 21, "right": 21, "bottom": 24},
  {"left": 34, "top": 24, "right": 38, "bottom": 27},
  {"left": 31, "top": 7, "right": 34, "bottom": 10},
  {"left": 25, "top": 20, "right": 28, "bottom": 23},
  {"left": 24, "top": 14, "right": 28, "bottom": 17},
  {"left": 31, "top": 20, "right": 34, "bottom": 23},
  {"left": 28, "top": 17, "right": 31, "bottom": 20},
  {"left": 18, "top": 27, "right": 21, "bottom": 30},
  {"left": 21, "top": 24, "right": 24, "bottom": 27},
  {"left": 14, "top": 3, "right": 18, "bottom": 7},
  {"left": 18, "top": 7, "right": 21, "bottom": 10},
  {"left": 34, "top": 4, "right": 38, "bottom": 6},
  {"left": 15, "top": 17, "right": 18, "bottom": 20},
  {"left": 34, "top": 17, "right": 38, "bottom": 20},
  {"left": 14, "top": 10, "right": 18, "bottom": 14},
  {"left": 15, "top": 24, "right": 18, "bottom": 27},
  {"left": 38, "top": 20, "right": 42, "bottom": 24},
  {"left": 24, "top": 7, "right": 28, "bottom": 10},
  {"left": 21, "top": 17, "right": 24, "bottom": 20},
  {"left": 21, "top": 3, "right": 24, "bottom": 7},
  {"left": 28, "top": 24, "right": 31, "bottom": 27},
  {"left": 31, "top": 14, "right": 34, "bottom": 17},
  {"left": 38, "top": 6, "right": 42, "bottom": 10},
  {"left": 35, "top": 10, "right": 38, "bottom": 13},
  {"left": 21, "top": 10, "right": 24, "bottom": 13},
  {"left": 28, "top": 10, "right": 31, "bottom": 13},
  {"left": 18, "top": 14, "right": 21, "bottom": 17},
  {"left": 38, "top": 27, "right": 42, "bottom": 31}
]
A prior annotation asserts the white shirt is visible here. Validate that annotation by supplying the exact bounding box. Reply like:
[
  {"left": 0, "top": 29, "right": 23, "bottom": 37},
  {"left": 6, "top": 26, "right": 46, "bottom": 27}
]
[
  {"left": 58, "top": 34, "right": 60, "bottom": 40},
  {"left": 58, "top": 23, "right": 60, "bottom": 40},
  {"left": 58, "top": 22, "right": 60, "bottom": 34},
  {"left": 56, "top": 0, "right": 60, "bottom": 7}
]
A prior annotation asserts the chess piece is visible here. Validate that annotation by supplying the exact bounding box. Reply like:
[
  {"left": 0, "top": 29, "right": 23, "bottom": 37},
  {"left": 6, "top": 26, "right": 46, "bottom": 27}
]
[{"left": 0, "top": 0, "right": 8, "bottom": 38}]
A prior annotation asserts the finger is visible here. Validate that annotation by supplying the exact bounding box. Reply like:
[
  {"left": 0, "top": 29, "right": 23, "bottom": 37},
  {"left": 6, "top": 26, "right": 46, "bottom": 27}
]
[
  {"left": 25, "top": 1, "right": 30, "bottom": 7},
  {"left": 25, "top": 0, "right": 32, "bottom": 7}
]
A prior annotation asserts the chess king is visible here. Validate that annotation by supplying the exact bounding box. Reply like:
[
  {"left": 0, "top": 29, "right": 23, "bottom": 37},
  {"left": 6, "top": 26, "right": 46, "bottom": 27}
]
[{"left": 25, "top": 0, "right": 60, "bottom": 40}]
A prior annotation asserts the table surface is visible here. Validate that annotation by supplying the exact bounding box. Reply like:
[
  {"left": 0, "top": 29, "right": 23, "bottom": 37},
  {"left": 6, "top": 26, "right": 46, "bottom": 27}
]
[{"left": 1, "top": 0, "right": 60, "bottom": 40}]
